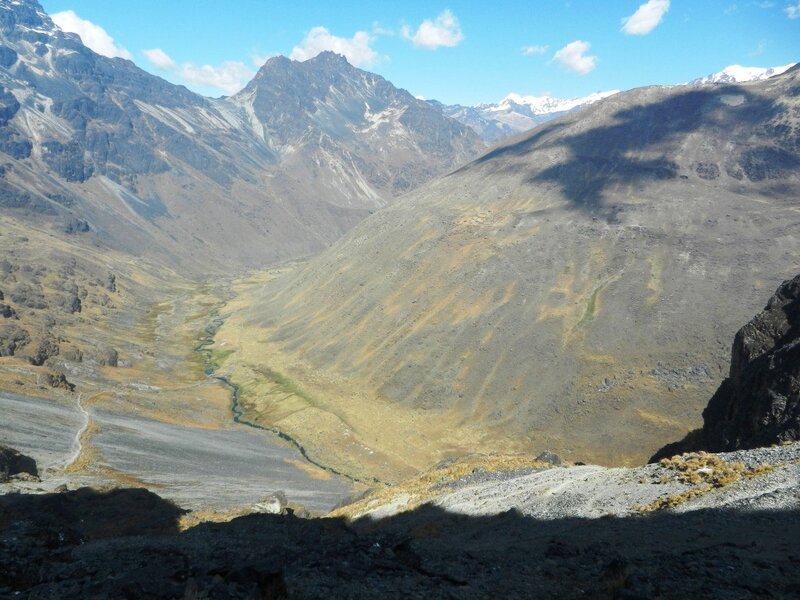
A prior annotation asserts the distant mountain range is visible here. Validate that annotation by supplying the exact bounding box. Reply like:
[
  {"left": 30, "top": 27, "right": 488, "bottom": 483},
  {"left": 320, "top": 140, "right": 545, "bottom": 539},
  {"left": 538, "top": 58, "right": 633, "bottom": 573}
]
[
  {"left": 437, "top": 63, "right": 797, "bottom": 142},
  {"left": 429, "top": 91, "right": 619, "bottom": 142}
]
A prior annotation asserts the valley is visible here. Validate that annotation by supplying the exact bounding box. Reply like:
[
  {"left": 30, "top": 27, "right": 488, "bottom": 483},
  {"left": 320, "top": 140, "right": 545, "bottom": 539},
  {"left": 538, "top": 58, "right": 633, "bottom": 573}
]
[
  {"left": 0, "top": 216, "right": 356, "bottom": 509},
  {"left": 0, "top": 0, "right": 798, "bottom": 596}
]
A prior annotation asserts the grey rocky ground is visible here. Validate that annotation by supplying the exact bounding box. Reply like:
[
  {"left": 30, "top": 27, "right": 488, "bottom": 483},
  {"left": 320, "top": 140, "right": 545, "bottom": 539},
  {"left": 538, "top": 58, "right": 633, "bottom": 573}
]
[
  {"left": 0, "top": 392, "right": 353, "bottom": 513},
  {"left": 0, "top": 442, "right": 797, "bottom": 598}
]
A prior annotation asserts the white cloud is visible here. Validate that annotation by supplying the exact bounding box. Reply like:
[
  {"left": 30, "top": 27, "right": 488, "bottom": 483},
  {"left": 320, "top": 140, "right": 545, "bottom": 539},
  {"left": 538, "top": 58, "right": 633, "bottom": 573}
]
[
  {"left": 371, "top": 22, "right": 395, "bottom": 37},
  {"left": 51, "top": 10, "right": 132, "bottom": 59},
  {"left": 401, "top": 10, "right": 464, "bottom": 49},
  {"left": 142, "top": 48, "right": 175, "bottom": 70},
  {"left": 621, "top": 0, "right": 670, "bottom": 35},
  {"left": 290, "top": 26, "right": 379, "bottom": 68},
  {"left": 522, "top": 45, "right": 549, "bottom": 56},
  {"left": 786, "top": 1, "right": 800, "bottom": 18},
  {"left": 142, "top": 47, "right": 252, "bottom": 95},
  {"left": 177, "top": 62, "right": 254, "bottom": 95},
  {"left": 553, "top": 40, "right": 597, "bottom": 75}
]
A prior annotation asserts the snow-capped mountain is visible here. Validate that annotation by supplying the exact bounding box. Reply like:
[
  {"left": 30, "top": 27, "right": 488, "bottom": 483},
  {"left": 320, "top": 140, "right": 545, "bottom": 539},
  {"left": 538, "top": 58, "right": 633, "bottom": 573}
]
[
  {"left": 431, "top": 90, "right": 618, "bottom": 142},
  {"left": 689, "top": 63, "right": 796, "bottom": 85},
  {"left": 482, "top": 91, "right": 619, "bottom": 116},
  {"left": 437, "top": 63, "right": 797, "bottom": 143}
]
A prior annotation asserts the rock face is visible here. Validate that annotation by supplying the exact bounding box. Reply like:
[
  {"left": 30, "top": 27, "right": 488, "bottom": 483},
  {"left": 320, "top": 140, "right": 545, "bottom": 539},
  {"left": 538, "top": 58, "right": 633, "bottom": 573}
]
[
  {"left": 0, "top": 0, "right": 483, "bottom": 273},
  {"left": 0, "top": 444, "right": 37, "bottom": 481},
  {"left": 703, "top": 274, "right": 800, "bottom": 449},
  {"left": 233, "top": 52, "right": 482, "bottom": 201},
  {"left": 653, "top": 274, "right": 800, "bottom": 460}
]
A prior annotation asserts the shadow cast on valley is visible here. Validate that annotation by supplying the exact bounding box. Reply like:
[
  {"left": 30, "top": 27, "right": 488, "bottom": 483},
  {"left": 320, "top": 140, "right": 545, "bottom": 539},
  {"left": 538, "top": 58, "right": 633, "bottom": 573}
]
[{"left": 1, "top": 486, "right": 798, "bottom": 599}]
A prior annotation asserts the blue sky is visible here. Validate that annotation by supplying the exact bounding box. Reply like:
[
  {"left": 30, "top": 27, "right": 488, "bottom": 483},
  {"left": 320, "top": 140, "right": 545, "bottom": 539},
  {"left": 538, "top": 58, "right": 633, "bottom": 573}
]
[{"left": 39, "top": 0, "right": 800, "bottom": 105}]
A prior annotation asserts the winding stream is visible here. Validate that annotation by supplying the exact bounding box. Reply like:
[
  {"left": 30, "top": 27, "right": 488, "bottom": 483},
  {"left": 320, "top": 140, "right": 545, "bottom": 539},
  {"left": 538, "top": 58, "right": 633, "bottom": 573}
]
[{"left": 194, "top": 316, "right": 370, "bottom": 485}]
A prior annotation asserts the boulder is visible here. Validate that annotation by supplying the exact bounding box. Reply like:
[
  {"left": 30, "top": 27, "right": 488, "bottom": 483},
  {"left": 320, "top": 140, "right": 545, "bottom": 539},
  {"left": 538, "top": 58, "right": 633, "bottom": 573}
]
[
  {"left": 45, "top": 372, "right": 75, "bottom": 392},
  {"left": 95, "top": 346, "right": 118, "bottom": 367},
  {"left": 0, "top": 322, "right": 28, "bottom": 356},
  {"left": 535, "top": 451, "right": 564, "bottom": 466},
  {"left": 0, "top": 445, "right": 38, "bottom": 482},
  {"left": 252, "top": 491, "right": 288, "bottom": 515},
  {"left": 28, "top": 337, "right": 59, "bottom": 366}
]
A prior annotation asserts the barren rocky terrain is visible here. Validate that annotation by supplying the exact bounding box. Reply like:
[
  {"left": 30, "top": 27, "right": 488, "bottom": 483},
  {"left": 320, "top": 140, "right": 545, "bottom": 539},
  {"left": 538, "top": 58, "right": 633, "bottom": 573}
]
[{"left": 1, "top": 442, "right": 797, "bottom": 599}]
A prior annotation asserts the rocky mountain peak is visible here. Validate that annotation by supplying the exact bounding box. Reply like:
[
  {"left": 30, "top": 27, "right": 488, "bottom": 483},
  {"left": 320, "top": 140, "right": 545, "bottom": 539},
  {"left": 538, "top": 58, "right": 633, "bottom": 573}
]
[
  {"left": 230, "top": 47, "right": 482, "bottom": 180},
  {"left": 310, "top": 50, "right": 350, "bottom": 66},
  {"left": 0, "top": 0, "right": 53, "bottom": 34}
]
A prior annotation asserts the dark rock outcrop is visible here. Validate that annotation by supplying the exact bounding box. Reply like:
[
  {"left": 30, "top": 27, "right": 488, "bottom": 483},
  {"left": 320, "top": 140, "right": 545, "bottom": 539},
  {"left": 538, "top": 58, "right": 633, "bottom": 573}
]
[
  {"left": 44, "top": 371, "right": 74, "bottom": 391},
  {"left": 0, "top": 444, "right": 38, "bottom": 481},
  {"left": 652, "top": 274, "right": 800, "bottom": 460},
  {"left": 0, "top": 322, "right": 28, "bottom": 355},
  {"left": 27, "top": 337, "right": 58, "bottom": 366}
]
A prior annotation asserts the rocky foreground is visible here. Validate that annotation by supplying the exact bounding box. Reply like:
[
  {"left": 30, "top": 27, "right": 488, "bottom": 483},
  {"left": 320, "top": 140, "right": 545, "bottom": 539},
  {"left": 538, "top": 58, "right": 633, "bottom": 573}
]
[{"left": 1, "top": 443, "right": 799, "bottom": 599}]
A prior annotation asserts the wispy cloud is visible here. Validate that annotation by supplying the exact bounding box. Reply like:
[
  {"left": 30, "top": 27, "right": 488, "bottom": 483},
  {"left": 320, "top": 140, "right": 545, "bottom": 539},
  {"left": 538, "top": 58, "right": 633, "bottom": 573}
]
[
  {"left": 142, "top": 48, "right": 253, "bottom": 95},
  {"left": 521, "top": 45, "right": 549, "bottom": 56},
  {"left": 753, "top": 1, "right": 774, "bottom": 7},
  {"left": 142, "top": 48, "right": 175, "bottom": 70},
  {"left": 401, "top": 10, "right": 464, "bottom": 49},
  {"left": 786, "top": 1, "right": 800, "bottom": 18},
  {"left": 553, "top": 40, "right": 597, "bottom": 75},
  {"left": 51, "top": 10, "right": 132, "bottom": 59},
  {"left": 621, "top": 0, "right": 670, "bottom": 35},
  {"left": 290, "top": 27, "right": 379, "bottom": 67}
]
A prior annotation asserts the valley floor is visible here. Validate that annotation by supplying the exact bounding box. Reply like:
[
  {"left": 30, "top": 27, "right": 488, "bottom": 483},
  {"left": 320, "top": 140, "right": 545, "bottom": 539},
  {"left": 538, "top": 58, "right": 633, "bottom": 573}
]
[{"left": 0, "top": 221, "right": 357, "bottom": 512}]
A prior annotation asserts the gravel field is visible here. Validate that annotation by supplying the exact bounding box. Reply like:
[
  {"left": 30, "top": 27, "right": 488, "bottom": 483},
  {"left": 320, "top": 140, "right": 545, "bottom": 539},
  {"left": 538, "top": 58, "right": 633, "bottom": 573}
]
[{"left": 1, "top": 393, "right": 353, "bottom": 513}]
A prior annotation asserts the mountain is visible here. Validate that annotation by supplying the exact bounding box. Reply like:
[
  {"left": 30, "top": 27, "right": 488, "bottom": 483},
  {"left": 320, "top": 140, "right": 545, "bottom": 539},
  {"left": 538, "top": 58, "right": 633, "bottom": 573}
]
[
  {"left": 0, "top": 0, "right": 483, "bottom": 272},
  {"left": 226, "top": 65, "right": 800, "bottom": 475},
  {"left": 431, "top": 90, "right": 618, "bottom": 142},
  {"left": 439, "top": 64, "right": 796, "bottom": 144},
  {"left": 689, "top": 63, "right": 796, "bottom": 85},
  {"left": 231, "top": 52, "right": 482, "bottom": 207}
]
